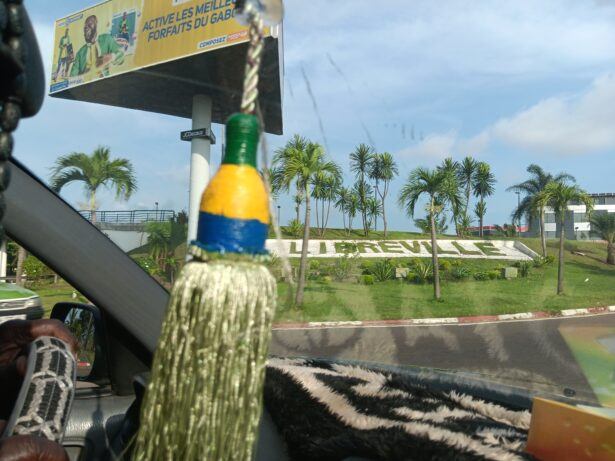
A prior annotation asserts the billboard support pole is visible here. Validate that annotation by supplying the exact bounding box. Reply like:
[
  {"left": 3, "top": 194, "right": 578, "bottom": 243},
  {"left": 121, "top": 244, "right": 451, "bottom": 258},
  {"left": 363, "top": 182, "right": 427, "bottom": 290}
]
[{"left": 187, "top": 94, "right": 213, "bottom": 245}]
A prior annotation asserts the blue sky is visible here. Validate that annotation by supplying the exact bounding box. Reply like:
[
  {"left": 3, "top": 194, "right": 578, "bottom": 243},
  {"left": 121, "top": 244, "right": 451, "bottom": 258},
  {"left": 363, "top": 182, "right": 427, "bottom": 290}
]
[{"left": 17, "top": 0, "right": 615, "bottom": 232}]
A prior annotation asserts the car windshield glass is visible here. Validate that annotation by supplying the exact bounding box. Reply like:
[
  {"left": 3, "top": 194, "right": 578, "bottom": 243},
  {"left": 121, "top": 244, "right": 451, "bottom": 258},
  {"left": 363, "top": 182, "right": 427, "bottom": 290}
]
[{"left": 16, "top": 0, "right": 615, "bottom": 409}]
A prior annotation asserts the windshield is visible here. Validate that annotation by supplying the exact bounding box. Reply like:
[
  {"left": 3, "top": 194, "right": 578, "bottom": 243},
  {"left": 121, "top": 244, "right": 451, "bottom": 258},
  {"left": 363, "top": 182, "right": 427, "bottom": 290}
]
[{"left": 16, "top": 0, "right": 615, "bottom": 409}]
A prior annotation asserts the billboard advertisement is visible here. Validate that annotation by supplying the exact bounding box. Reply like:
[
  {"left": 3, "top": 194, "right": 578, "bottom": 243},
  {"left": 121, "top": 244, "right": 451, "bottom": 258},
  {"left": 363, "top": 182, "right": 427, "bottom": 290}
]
[{"left": 50, "top": 0, "right": 269, "bottom": 93}]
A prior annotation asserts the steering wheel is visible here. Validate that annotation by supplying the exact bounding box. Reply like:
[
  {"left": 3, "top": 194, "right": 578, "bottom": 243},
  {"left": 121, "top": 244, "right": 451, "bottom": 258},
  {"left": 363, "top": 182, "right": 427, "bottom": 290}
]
[{"left": 1, "top": 337, "right": 76, "bottom": 443}]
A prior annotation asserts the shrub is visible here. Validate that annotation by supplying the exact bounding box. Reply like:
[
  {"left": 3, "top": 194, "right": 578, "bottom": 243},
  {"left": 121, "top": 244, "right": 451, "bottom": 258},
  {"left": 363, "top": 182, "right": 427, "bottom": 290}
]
[
  {"left": 286, "top": 219, "right": 304, "bottom": 238},
  {"left": 360, "top": 261, "right": 373, "bottom": 275},
  {"left": 410, "top": 260, "right": 432, "bottom": 284},
  {"left": 451, "top": 265, "right": 471, "bottom": 280},
  {"left": 307, "top": 259, "right": 323, "bottom": 280},
  {"left": 332, "top": 253, "right": 356, "bottom": 281},
  {"left": 488, "top": 269, "right": 501, "bottom": 280},
  {"left": 359, "top": 275, "right": 374, "bottom": 285},
  {"left": 370, "top": 259, "right": 395, "bottom": 282},
  {"left": 23, "top": 256, "right": 53, "bottom": 281},
  {"left": 514, "top": 260, "right": 532, "bottom": 277},
  {"left": 133, "top": 257, "right": 161, "bottom": 276},
  {"left": 473, "top": 271, "right": 489, "bottom": 281},
  {"left": 439, "top": 260, "right": 452, "bottom": 272},
  {"left": 534, "top": 255, "right": 555, "bottom": 267}
]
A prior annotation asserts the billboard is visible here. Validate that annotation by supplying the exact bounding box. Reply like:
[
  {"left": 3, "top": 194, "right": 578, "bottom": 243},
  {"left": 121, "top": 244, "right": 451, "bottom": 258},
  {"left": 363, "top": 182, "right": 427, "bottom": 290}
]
[{"left": 50, "top": 0, "right": 270, "bottom": 93}]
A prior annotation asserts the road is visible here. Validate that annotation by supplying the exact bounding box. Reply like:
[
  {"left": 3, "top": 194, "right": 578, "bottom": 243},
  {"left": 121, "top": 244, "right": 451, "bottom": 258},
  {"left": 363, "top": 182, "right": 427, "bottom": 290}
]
[{"left": 271, "top": 313, "right": 615, "bottom": 404}]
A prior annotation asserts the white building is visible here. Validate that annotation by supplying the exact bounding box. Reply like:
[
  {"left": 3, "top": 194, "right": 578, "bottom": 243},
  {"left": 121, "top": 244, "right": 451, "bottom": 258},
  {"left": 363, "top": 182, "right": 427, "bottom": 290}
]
[{"left": 528, "top": 193, "right": 615, "bottom": 240}]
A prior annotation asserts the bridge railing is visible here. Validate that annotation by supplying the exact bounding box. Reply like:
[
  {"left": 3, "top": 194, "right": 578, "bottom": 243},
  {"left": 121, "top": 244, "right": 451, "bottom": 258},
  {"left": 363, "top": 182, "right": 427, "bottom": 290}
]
[{"left": 79, "top": 210, "right": 176, "bottom": 224}]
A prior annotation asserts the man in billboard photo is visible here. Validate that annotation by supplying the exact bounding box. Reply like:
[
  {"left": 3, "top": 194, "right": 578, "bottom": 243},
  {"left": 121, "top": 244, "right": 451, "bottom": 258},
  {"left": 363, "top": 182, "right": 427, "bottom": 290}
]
[
  {"left": 70, "top": 14, "right": 125, "bottom": 78},
  {"left": 54, "top": 28, "right": 73, "bottom": 81}
]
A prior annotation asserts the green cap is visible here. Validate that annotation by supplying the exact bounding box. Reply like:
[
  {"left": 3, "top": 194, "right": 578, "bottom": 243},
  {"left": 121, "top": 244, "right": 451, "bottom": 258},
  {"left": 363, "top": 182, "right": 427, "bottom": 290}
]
[{"left": 222, "top": 113, "right": 260, "bottom": 168}]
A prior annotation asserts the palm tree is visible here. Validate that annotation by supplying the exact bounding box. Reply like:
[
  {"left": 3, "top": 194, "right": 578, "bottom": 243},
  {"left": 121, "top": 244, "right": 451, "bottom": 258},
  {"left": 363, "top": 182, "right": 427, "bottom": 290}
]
[
  {"left": 274, "top": 136, "right": 340, "bottom": 306},
  {"left": 458, "top": 156, "right": 477, "bottom": 230},
  {"left": 590, "top": 213, "right": 615, "bottom": 265},
  {"left": 494, "top": 223, "right": 517, "bottom": 238},
  {"left": 365, "top": 196, "right": 382, "bottom": 231},
  {"left": 321, "top": 171, "right": 341, "bottom": 237},
  {"left": 369, "top": 152, "right": 398, "bottom": 238},
  {"left": 536, "top": 182, "right": 593, "bottom": 294},
  {"left": 50, "top": 146, "right": 137, "bottom": 222},
  {"left": 350, "top": 144, "right": 375, "bottom": 235},
  {"left": 146, "top": 215, "right": 187, "bottom": 281},
  {"left": 474, "top": 201, "right": 487, "bottom": 235},
  {"left": 310, "top": 171, "right": 326, "bottom": 231},
  {"left": 352, "top": 179, "right": 373, "bottom": 237},
  {"left": 346, "top": 192, "right": 359, "bottom": 236},
  {"left": 293, "top": 192, "right": 303, "bottom": 223},
  {"left": 472, "top": 162, "right": 496, "bottom": 237},
  {"left": 146, "top": 223, "right": 170, "bottom": 267},
  {"left": 335, "top": 187, "right": 352, "bottom": 234},
  {"left": 398, "top": 167, "right": 462, "bottom": 300},
  {"left": 438, "top": 157, "right": 463, "bottom": 235},
  {"left": 414, "top": 214, "right": 448, "bottom": 235},
  {"left": 507, "top": 165, "right": 575, "bottom": 257}
]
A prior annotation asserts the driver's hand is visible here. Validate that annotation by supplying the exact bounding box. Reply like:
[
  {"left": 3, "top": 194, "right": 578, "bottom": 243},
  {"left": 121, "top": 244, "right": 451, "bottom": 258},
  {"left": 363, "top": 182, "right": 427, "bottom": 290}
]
[
  {"left": 0, "top": 320, "right": 78, "bottom": 366},
  {"left": 0, "top": 435, "right": 69, "bottom": 461}
]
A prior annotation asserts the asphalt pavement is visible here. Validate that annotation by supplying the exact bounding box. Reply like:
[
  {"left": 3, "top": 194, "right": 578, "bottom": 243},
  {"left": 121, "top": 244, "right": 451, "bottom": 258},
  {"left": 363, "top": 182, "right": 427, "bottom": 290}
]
[{"left": 271, "top": 312, "right": 615, "bottom": 404}]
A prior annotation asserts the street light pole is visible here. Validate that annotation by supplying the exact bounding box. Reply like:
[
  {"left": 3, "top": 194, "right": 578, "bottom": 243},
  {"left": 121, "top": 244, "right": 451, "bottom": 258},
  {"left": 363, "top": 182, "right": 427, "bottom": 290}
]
[{"left": 277, "top": 205, "right": 281, "bottom": 227}]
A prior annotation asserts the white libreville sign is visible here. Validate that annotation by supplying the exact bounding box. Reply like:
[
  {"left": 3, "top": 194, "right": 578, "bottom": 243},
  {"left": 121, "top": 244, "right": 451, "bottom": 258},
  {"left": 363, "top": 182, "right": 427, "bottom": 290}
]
[{"left": 265, "top": 240, "right": 538, "bottom": 261}]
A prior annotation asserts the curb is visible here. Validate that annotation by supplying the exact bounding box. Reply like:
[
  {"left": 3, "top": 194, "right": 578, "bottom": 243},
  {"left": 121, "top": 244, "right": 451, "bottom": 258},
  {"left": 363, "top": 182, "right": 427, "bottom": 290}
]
[{"left": 272, "top": 306, "right": 615, "bottom": 331}]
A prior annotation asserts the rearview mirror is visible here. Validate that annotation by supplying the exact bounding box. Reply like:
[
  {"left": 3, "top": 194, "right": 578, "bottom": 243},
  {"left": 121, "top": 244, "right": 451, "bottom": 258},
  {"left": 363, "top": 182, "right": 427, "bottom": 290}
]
[{"left": 51, "top": 303, "right": 109, "bottom": 386}]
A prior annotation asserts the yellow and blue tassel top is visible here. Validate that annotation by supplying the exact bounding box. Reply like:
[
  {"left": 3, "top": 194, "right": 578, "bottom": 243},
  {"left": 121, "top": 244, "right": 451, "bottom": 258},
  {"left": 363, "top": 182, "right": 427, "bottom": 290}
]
[{"left": 193, "top": 113, "right": 269, "bottom": 254}]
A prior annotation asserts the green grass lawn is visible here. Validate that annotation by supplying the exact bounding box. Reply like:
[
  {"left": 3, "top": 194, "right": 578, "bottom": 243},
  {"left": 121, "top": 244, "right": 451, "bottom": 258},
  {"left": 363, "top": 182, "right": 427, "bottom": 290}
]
[
  {"left": 29, "top": 235, "right": 615, "bottom": 324},
  {"left": 273, "top": 238, "right": 615, "bottom": 323},
  {"left": 23, "top": 282, "right": 88, "bottom": 317}
]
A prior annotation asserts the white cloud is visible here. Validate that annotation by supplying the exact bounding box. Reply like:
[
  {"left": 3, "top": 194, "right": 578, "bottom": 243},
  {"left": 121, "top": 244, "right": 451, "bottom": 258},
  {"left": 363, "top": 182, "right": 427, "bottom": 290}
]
[
  {"left": 397, "top": 132, "right": 457, "bottom": 161},
  {"left": 490, "top": 73, "right": 615, "bottom": 155},
  {"left": 397, "top": 73, "right": 615, "bottom": 158}
]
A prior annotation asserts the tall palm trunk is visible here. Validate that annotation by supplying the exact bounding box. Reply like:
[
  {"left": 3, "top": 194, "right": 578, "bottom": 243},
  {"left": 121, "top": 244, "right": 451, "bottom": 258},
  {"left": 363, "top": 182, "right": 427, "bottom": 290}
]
[
  {"left": 539, "top": 207, "right": 547, "bottom": 257},
  {"left": 320, "top": 199, "right": 326, "bottom": 237},
  {"left": 374, "top": 181, "right": 379, "bottom": 232},
  {"left": 430, "top": 199, "right": 441, "bottom": 300},
  {"left": 382, "top": 205, "right": 387, "bottom": 238},
  {"left": 296, "top": 186, "right": 311, "bottom": 306},
  {"left": 15, "top": 246, "right": 26, "bottom": 284},
  {"left": 465, "top": 186, "right": 471, "bottom": 217},
  {"left": 557, "top": 213, "right": 565, "bottom": 295},
  {"left": 295, "top": 193, "right": 301, "bottom": 223},
  {"left": 323, "top": 200, "right": 331, "bottom": 237},
  {"left": 479, "top": 198, "right": 484, "bottom": 238},
  {"left": 89, "top": 190, "right": 97, "bottom": 223}
]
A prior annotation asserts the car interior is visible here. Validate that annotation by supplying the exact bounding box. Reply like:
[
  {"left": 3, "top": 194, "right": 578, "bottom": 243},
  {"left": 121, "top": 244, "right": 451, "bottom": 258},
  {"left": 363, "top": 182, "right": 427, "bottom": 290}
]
[{"left": 3, "top": 2, "right": 614, "bottom": 461}]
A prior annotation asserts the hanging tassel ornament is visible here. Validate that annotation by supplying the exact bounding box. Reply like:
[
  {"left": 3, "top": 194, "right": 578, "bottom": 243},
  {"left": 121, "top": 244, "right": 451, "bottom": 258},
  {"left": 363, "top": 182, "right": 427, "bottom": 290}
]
[{"left": 134, "top": 1, "right": 283, "bottom": 460}]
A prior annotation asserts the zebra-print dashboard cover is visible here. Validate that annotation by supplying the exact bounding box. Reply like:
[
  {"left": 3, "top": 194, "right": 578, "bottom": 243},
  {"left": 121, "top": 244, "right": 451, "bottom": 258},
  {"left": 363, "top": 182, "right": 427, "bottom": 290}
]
[{"left": 265, "top": 358, "right": 534, "bottom": 461}]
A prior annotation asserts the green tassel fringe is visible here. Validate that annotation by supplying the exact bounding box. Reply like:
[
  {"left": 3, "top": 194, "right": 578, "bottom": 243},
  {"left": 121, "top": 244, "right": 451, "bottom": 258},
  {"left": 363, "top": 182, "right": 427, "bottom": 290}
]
[{"left": 134, "top": 256, "right": 277, "bottom": 460}]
